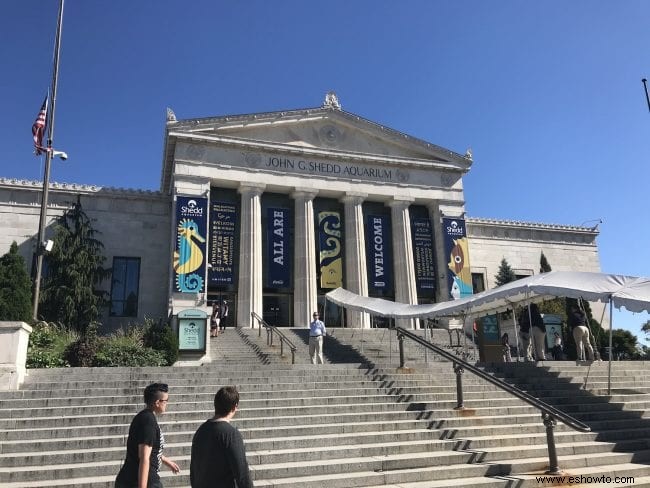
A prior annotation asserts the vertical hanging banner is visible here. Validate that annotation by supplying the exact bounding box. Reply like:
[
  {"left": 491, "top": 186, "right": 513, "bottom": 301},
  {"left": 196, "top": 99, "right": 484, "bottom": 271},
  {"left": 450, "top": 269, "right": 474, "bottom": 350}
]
[
  {"left": 442, "top": 217, "right": 473, "bottom": 300},
  {"left": 411, "top": 218, "right": 436, "bottom": 291},
  {"left": 267, "top": 207, "right": 291, "bottom": 288},
  {"left": 318, "top": 211, "right": 343, "bottom": 288},
  {"left": 365, "top": 215, "right": 393, "bottom": 293},
  {"left": 208, "top": 202, "right": 237, "bottom": 285},
  {"left": 173, "top": 196, "right": 208, "bottom": 293}
]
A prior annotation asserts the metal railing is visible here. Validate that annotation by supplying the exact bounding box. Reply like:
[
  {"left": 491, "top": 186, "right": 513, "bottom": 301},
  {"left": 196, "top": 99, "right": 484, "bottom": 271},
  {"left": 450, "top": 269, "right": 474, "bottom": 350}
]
[
  {"left": 250, "top": 312, "right": 297, "bottom": 364},
  {"left": 396, "top": 326, "right": 591, "bottom": 475}
]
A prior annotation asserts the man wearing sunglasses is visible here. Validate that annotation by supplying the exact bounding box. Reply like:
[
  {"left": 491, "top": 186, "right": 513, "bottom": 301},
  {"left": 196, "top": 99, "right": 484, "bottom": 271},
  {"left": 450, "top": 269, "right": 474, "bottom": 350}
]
[{"left": 116, "top": 383, "right": 180, "bottom": 488}]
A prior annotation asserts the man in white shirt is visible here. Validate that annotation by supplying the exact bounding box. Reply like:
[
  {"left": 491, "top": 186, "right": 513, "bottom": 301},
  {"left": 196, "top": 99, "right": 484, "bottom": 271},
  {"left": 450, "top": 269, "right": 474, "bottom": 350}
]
[{"left": 309, "top": 312, "right": 326, "bottom": 364}]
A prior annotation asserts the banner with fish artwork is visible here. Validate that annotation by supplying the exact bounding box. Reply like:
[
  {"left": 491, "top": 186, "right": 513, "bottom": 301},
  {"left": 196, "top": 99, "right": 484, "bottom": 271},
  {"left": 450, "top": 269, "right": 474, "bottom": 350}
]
[
  {"left": 173, "top": 196, "right": 208, "bottom": 293},
  {"left": 318, "top": 211, "right": 343, "bottom": 289},
  {"left": 442, "top": 217, "right": 473, "bottom": 300}
]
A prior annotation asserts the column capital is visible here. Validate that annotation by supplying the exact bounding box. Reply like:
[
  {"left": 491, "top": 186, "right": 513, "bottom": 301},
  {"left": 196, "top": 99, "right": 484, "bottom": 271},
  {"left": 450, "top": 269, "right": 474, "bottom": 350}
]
[
  {"left": 291, "top": 188, "right": 319, "bottom": 200},
  {"left": 387, "top": 197, "right": 415, "bottom": 210},
  {"left": 238, "top": 182, "right": 266, "bottom": 196},
  {"left": 340, "top": 192, "right": 368, "bottom": 205}
]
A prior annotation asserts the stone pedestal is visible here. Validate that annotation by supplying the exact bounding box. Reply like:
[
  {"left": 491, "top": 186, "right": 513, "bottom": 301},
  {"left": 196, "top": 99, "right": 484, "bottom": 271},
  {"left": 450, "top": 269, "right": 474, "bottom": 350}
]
[{"left": 0, "top": 322, "right": 32, "bottom": 390}]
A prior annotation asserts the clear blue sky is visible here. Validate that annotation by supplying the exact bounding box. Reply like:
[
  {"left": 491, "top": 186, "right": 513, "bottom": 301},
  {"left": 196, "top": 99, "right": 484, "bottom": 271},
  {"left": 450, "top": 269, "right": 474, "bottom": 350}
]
[{"left": 2, "top": 1, "right": 649, "bottom": 341}]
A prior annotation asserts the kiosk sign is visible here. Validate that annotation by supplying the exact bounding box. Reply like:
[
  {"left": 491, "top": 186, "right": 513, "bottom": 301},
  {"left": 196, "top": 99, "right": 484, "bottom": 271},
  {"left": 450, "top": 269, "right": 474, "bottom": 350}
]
[{"left": 177, "top": 309, "right": 207, "bottom": 353}]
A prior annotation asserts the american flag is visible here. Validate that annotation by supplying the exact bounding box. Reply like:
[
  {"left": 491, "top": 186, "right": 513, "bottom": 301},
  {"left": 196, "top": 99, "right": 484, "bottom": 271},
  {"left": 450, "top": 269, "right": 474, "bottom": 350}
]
[{"left": 32, "top": 96, "right": 48, "bottom": 155}]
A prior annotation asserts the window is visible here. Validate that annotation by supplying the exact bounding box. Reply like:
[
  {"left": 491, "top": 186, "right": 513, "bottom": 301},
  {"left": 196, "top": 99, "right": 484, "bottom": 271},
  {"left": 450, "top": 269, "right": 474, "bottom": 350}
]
[
  {"left": 110, "top": 257, "right": 140, "bottom": 317},
  {"left": 471, "top": 272, "right": 486, "bottom": 293}
]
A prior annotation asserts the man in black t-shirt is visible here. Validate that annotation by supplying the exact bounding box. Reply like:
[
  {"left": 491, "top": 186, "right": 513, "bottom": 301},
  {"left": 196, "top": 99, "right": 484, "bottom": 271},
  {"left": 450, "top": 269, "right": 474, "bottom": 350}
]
[
  {"left": 190, "top": 386, "right": 254, "bottom": 488},
  {"left": 116, "top": 383, "right": 180, "bottom": 488}
]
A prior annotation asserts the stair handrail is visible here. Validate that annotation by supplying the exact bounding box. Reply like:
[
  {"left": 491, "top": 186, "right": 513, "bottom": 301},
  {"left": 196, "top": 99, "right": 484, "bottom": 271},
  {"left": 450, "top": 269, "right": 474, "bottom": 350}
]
[
  {"left": 395, "top": 326, "right": 590, "bottom": 475},
  {"left": 250, "top": 312, "right": 297, "bottom": 364}
]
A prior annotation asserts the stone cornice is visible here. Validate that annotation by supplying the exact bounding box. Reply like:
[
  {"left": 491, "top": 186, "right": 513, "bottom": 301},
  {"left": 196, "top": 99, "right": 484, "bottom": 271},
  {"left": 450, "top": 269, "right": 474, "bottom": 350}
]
[
  {"left": 466, "top": 216, "right": 600, "bottom": 234},
  {"left": 0, "top": 177, "right": 165, "bottom": 200}
]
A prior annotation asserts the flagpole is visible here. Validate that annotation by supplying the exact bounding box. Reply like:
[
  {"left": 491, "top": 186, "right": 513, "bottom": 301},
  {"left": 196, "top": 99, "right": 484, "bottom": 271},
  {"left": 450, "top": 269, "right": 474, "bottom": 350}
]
[
  {"left": 642, "top": 79, "right": 650, "bottom": 113},
  {"left": 33, "top": 0, "right": 65, "bottom": 320}
]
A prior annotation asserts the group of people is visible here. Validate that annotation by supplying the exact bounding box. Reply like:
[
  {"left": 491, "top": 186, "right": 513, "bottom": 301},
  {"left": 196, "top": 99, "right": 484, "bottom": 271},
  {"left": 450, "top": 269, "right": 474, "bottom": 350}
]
[
  {"left": 501, "top": 303, "right": 595, "bottom": 362},
  {"left": 115, "top": 384, "right": 253, "bottom": 488},
  {"left": 210, "top": 300, "right": 229, "bottom": 338}
]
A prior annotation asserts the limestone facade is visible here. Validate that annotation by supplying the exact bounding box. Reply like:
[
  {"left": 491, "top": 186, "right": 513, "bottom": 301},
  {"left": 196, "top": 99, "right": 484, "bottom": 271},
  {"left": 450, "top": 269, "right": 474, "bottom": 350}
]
[{"left": 0, "top": 96, "right": 603, "bottom": 331}]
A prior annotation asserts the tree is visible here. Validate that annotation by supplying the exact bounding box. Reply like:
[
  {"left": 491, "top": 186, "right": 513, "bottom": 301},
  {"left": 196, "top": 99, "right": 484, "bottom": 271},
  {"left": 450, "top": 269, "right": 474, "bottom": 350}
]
[
  {"left": 494, "top": 258, "right": 517, "bottom": 287},
  {"left": 642, "top": 320, "right": 650, "bottom": 336},
  {"left": 0, "top": 242, "right": 33, "bottom": 322},
  {"left": 539, "top": 252, "right": 552, "bottom": 273},
  {"left": 611, "top": 329, "right": 640, "bottom": 360},
  {"left": 39, "top": 196, "right": 110, "bottom": 333}
]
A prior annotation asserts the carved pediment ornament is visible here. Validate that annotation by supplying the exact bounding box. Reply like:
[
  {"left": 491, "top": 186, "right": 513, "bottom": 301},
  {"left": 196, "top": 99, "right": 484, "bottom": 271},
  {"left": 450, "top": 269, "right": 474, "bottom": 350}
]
[{"left": 322, "top": 91, "right": 341, "bottom": 110}]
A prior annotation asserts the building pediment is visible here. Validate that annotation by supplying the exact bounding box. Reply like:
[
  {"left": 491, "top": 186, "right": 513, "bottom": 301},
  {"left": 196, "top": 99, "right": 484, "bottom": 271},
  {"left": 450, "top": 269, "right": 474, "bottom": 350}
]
[{"left": 162, "top": 98, "right": 472, "bottom": 192}]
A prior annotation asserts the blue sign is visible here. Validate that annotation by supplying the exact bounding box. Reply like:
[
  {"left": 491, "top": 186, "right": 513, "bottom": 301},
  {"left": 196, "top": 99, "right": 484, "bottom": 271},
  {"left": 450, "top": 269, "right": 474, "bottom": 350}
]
[
  {"left": 173, "top": 196, "right": 208, "bottom": 293},
  {"left": 267, "top": 207, "right": 291, "bottom": 288},
  {"left": 365, "top": 214, "right": 393, "bottom": 293},
  {"left": 208, "top": 202, "right": 237, "bottom": 285},
  {"left": 411, "top": 218, "right": 435, "bottom": 291}
]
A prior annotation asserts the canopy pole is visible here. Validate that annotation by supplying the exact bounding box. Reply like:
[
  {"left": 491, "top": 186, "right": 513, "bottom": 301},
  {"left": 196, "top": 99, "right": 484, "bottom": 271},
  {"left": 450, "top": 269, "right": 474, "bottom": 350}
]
[
  {"left": 512, "top": 307, "right": 521, "bottom": 362},
  {"left": 608, "top": 297, "right": 613, "bottom": 395},
  {"left": 528, "top": 302, "right": 535, "bottom": 361}
]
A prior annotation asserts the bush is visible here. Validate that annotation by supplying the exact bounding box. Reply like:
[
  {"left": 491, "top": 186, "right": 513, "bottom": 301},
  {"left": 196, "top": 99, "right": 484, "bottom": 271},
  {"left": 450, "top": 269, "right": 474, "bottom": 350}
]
[
  {"left": 143, "top": 319, "right": 178, "bottom": 366},
  {"left": 93, "top": 337, "right": 166, "bottom": 367},
  {"left": 27, "top": 319, "right": 179, "bottom": 368},
  {"left": 26, "top": 322, "right": 76, "bottom": 368},
  {"left": 64, "top": 323, "right": 100, "bottom": 367}
]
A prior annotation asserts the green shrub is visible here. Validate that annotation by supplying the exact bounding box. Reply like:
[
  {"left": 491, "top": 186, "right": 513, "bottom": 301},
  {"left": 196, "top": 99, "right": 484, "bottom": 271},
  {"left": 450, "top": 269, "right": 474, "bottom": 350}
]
[
  {"left": 143, "top": 319, "right": 179, "bottom": 366},
  {"left": 26, "top": 322, "right": 75, "bottom": 368},
  {"left": 64, "top": 323, "right": 100, "bottom": 367},
  {"left": 93, "top": 338, "right": 166, "bottom": 367}
]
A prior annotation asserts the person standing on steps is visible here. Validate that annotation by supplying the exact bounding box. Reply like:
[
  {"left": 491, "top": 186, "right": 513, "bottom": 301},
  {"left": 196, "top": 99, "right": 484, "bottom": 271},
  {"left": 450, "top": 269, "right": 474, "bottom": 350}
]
[
  {"left": 190, "top": 386, "right": 254, "bottom": 488},
  {"left": 309, "top": 311, "right": 326, "bottom": 364},
  {"left": 568, "top": 304, "right": 595, "bottom": 361},
  {"left": 115, "top": 383, "right": 180, "bottom": 488}
]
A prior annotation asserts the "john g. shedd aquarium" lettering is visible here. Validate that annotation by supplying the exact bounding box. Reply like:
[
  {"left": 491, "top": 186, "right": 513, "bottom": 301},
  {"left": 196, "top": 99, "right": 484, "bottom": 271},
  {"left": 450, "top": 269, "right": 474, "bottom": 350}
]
[{"left": 266, "top": 157, "right": 392, "bottom": 181}]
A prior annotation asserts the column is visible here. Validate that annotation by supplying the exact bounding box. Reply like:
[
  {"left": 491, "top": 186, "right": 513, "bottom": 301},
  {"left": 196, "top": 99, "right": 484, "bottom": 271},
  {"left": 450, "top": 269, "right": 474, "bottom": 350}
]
[
  {"left": 341, "top": 193, "right": 371, "bottom": 329},
  {"left": 237, "top": 183, "right": 265, "bottom": 328},
  {"left": 388, "top": 198, "right": 418, "bottom": 329},
  {"left": 292, "top": 190, "right": 318, "bottom": 327},
  {"left": 428, "top": 202, "right": 450, "bottom": 303}
]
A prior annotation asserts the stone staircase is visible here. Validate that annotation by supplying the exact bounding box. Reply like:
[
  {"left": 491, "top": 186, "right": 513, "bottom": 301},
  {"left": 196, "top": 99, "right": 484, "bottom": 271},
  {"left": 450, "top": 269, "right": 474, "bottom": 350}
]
[{"left": 1, "top": 329, "right": 650, "bottom": 487}]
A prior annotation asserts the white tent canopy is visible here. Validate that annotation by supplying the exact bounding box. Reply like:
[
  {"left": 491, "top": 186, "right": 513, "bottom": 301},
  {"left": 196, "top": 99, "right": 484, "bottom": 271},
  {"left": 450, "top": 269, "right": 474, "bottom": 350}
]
[{"left": 325, "top": 271, "right": 650, "bottom": 319}]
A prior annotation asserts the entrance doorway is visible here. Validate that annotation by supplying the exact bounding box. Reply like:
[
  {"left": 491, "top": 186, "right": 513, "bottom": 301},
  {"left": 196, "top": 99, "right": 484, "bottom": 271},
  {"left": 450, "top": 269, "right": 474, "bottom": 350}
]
[
  {"left": 263, "top": 294, "right": 292, "bottom": 326},
  {"left": 317, "top": 295, "right": 344, "bottom": 327},
  {"left": 207, "top": 292, "right": 236, "bottom": 330}
]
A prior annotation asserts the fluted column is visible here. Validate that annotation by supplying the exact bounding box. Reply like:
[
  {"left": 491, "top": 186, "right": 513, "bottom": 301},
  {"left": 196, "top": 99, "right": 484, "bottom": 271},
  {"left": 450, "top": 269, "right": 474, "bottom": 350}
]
[
  {"left": 388, "top": 198, "right": 418, "bottom": 329},
  {"left": 341, "top": 193, "right": 370, "bottom": 329},
  {"left": 292, "top": 190, "right": 318, "bottom": 327},
  {"left": 428, "top": 202, "right": 450, "bottom": 303},
  {"left": 237, "top": 183, "right": 265, "bottom": 328}
]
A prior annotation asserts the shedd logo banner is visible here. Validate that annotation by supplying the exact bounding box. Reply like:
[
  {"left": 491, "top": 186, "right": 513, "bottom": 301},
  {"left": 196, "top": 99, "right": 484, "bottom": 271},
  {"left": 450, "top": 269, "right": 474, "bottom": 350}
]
[
  {"left": 173, "top": 196, "right": 208, "bottom": 293},
  {"left": 442, "top": 217, "right": 473, "bottom": 300},
  {"left": 318, "top": 211, "right": 342, "bottom": 289}
]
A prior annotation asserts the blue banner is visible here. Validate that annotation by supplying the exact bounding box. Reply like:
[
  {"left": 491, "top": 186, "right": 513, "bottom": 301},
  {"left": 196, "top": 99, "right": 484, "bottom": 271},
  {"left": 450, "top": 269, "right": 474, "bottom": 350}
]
[
  {"left": 173, "top": 196, "right": 208, "bottom": 293},
  {"left": 411, "top": 218, "right": 435, "bottom": 291},
  {"left": 442, "top": 217, "right": 473, "bottom": 300},
  {"left": 267, "top": 207, "right": 291, "bottom": 288},
  {"left": 365, "top": 214, "right": 393, "bottom": 293},
  {"left": 208, "top": 202, "right": 237, "bottom": 285},
  {"left": 318, "top": 211, "right": 343, "bottom": 288}
]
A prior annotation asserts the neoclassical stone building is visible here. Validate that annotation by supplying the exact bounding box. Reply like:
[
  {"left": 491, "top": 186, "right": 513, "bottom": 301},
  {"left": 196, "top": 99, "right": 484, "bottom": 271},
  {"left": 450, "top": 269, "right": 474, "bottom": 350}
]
[{"left": 0, "top": 94, "right": 600, "bottom": 331}]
